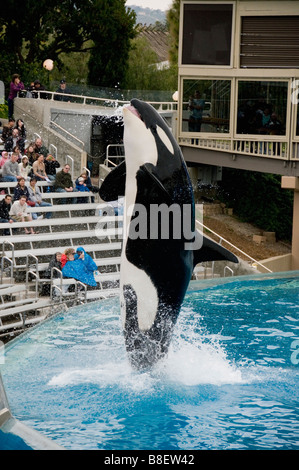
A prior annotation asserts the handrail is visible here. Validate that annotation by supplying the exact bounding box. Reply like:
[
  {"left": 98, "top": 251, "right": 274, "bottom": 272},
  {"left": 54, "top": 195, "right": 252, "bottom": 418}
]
[
  {"left": 51, "top": 267, "right": 63, "bottom": 303},
  {"left": 196, "top": 219, "right": 273, "bottom": 273},
  {"left": 26, "top": 270, "right": 39, "bottom": 297},
  {"left": 19, "top": 89, "right": 176, "bottom": 111},
  {"left": 65, "top": 154, "right": 74, "bottom": 176},
  {"left": 104, "top": 145, "right": 125, "bottom": 167},
  {"left": 105, "top": 159, "right": 118, "bottom": 168},
  {"left": 82, "top": 166, "right": 90, "bottom": 178},
  {"left": 49, "top": 143, "right": 58, "bottom": 159},
  {"left": 0, "top": 256, "right": 13, "bottom": 284},
  {"left": 50, "top": 121, "right": 85, "bottom": 149},
  {"left": 26, "top": 253, "right": 39, "bottom": 295},
  {"left": 2, "top": 240, "right": 15, "bottom": 266},
  {"left": 76, "top": 281, "right": 87, "bottom": 303},
  {"left": 224, "top": 266, "right": 234, "bottom": 277}
]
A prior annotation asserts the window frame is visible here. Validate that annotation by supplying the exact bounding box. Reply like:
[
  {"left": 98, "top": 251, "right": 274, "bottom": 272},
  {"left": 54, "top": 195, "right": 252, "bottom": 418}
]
[
  {"left": 234, "top": 78, "right": 291, "bottom": 139},
  {"left": 180, "top": 77, "right": 233, "bottom": 137},
  {"left": 180, "top": 1, "right": 236, "bottom": 69}
]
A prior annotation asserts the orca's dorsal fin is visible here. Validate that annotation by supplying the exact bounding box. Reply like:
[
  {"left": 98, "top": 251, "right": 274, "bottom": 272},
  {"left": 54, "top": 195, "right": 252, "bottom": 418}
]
[
  {"left": 193, "top": 231, "right": 239, "bottom": 265},
  {"left": 99, "top": 160, "right": 126, "bottom": 202}
]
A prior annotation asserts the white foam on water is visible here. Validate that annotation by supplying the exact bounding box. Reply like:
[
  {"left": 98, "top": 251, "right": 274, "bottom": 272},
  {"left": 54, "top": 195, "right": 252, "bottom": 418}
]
[
  {"left": 47, "top": 360, "right": 156, "bottom": 393},
  {"left": 47, "top": 310, "right": 244, "bottom": 390},
  {"left": 156, "top": 338, "right": 243, "bottom": 386}
]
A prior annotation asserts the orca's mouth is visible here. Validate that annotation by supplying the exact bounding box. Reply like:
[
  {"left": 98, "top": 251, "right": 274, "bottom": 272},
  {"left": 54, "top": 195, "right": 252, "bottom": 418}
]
[{"left": 125, "top": 105, "right": 143, "bottom": 121}]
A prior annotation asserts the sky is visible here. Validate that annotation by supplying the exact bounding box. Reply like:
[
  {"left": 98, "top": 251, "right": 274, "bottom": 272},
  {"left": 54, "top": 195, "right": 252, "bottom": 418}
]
[{"left": 126, "top": 0, "right": 172, "bottom": 11}]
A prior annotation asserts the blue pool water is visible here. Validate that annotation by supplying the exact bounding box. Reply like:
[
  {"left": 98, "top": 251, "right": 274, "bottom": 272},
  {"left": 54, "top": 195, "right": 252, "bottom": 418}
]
[{"left": 1, "top": 272, "right": 299, "bottom": 450}]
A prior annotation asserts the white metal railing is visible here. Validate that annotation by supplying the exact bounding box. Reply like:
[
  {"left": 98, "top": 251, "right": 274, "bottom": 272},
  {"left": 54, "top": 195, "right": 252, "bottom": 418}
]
[
  {"left": 196, "top": 220, "right": 272, "bottom": 273},
  {"left": 49, "top": 121, "right": 85, "bottom": 149},
  {"left": 179, "top": 136, "right": 289, "bottom": 160},
  {"left": 65, "top": 154, "right": 74, "bottom": 175},
  {"left": 21, "top": 90, "right": 177, "bottom": 112},
  {"left": 26, "top": 253, "right": 39, "bottom": 296},
  {"left": 50, "top": 267, "right": 87, "bottom": 304},
  {"left": 0, "top": 256, "right": 13, "bottom": 284},
  {"left": 2, "top": 240, "right": 15, "bottom": 267},
  {"left": 105, "top": 144, "right": 125, "bottom": 167}
]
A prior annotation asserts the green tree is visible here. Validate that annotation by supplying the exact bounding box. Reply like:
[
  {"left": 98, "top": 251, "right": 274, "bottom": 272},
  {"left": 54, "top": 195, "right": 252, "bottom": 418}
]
[
  {"left": 87, "top": 1, "right": 136, "bottom": 88},
  {"left": 124, "top": 32, "right": 178, "bottom": 92},
  {"left": 218, "top": 169, "right": 293, "bottom": 241},
  {"left": 0, "top": 0, "right": 136, "bottom": 90},
  {"left": 166, "top": 0, "right": 180, "bottom": 66}
]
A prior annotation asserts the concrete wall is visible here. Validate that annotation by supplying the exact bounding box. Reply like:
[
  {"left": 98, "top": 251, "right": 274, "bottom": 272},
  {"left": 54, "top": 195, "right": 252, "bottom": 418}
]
[
  {"left": 254, "top": 254, "right": 292, "bottom": 273},
  {"left": 0, "top": 373, "right": 11, "bottom": 427},
  {"left": 13, "top": 97, "right": 116, "bottom": 178}
]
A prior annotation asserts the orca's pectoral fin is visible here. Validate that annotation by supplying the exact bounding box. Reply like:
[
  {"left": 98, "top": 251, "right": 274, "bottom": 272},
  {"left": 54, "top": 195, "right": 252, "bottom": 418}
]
[
  {"left": 193, "top": 231, "right": 239, "bottom": 265},
  {"left": 99, "top": 160, "right": 126, "bottom": 202},
  {"left": 138, "top": 164, "right": 173, "bottom": 204}
]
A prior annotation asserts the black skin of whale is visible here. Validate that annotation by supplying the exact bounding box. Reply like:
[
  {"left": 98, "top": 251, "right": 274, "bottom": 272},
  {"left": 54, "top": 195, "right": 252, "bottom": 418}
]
[{"left": 99, "top": 98, "right": 238, "bottom": 369}]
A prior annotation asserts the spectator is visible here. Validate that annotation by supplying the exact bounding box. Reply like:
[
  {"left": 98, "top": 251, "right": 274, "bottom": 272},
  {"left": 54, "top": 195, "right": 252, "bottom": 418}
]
[
  {"left": 28, "top": 177, "right": 52, "bottom": 219},
  {"left": 45, "top": 154, "right": 60, "bottom": 181},
  {"left": 268, "top": 113, "right": 283, "bottom": 135},
  {"left": 31, "top": 80, "right": 47, "bottom": 99},
  {"left": 13, "top": 145, "right": 23, "bottom": 162},
  {"left": 76, "top": 171, "right": 99, "bottom": 193},
  {"left": 0, "top": 194, "right": 14, "bottom": 235},
  {"left": 33, "top": 137, "right": 49, "bottom": 157},
  {"left": 0, "top": 151, "right": 9, "bottom": 169},
  {"left": 1, "top": 152, "right": 22, "bottom": 182},
  {"left": 41, "top": 252, "right": 63, "bottom": 296},
  {"left": 256, "top": 107, "right": 272, "bottom": 134},
  {"left": 62, "top": 246, "right": 97, "bottom": 287},
  {"left": 1, "top": 118, "right": 15, "bottom": 142},
  {"left": 9, "top": 195, "right": 38, "bottom": 234},
  {"left": 44, "top": 252, "right": 62, "bottom": 278},
  {"left": 18, "top": 155, "right": 32, "bottom": 180},
  {"left": 14, "top": 177, "right": 43, "bottom": 220},
  {"left": 7, "top": 74, "right": 25, "bottom": 119},
  {"left": 188, "top": 90, "right": 205, "bottom": 132},
  {"left": 13, "top": 177, "right": 30, "bottom": 201},
  {"left": 32, "top": 154, "right": 50, "bottom": 182},
  {"left": 75, "top": 176, "right": 90, "bottom": 203},
  {"left": 4, "top": 128, "right": 25, "bottom": 153},
  {"left": 54, "top": 79, "right": 72, "bottom": 102},
  {"left": 25, "top": 142, "right": 39, "bottom": 165},
  {"left": 27, "top": 81, "right": 35, "bottom": 96},
  {"left": 54, "top": 164, "right": 76, "bottom": 203},
  {"left": 14, "top": 118, "right": 26, "bottom": 139}
]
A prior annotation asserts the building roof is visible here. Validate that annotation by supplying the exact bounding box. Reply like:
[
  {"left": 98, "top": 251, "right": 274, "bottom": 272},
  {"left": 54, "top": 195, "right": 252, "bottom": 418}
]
[{"left": 137, "top": 25, "right": 170, "bottom": 64}]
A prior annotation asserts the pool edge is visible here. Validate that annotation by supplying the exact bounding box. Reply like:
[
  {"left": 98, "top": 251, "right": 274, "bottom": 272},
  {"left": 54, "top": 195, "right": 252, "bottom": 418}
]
[{"left": 0, "top": 372, "right": 64, "bottom": 450}]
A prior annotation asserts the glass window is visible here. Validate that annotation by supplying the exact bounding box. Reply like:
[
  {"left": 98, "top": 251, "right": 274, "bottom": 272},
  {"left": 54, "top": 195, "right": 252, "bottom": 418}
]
[
  {"left": 182, "top": 3, "right": 233, "bottom": 66},
  {"left": 237, "top": 81, "right": 288, "bottom": 136},
  {"left": 182, "top": 79, "right": 231, "bottom": 133}
]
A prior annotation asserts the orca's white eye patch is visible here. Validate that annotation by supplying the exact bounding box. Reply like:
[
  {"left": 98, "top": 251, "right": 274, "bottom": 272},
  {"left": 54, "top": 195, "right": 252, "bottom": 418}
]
[{"left": 156, "top": 125, "right": 174, "bottom": 155}]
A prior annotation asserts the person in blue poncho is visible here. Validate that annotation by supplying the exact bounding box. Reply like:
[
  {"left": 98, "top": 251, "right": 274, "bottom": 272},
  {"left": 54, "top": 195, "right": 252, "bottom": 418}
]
[{"left": 62, "top": 246, "right": 98, "bottom": 287}]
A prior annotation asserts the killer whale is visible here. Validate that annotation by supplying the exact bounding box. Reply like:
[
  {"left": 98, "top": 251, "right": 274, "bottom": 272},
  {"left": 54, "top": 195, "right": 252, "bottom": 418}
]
[{"left": 99, "top": 99, "right": 238, "bottom": 369}]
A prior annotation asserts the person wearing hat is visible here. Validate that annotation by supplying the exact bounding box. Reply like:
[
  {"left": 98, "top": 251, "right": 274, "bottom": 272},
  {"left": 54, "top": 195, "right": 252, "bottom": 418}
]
[{"left": 54, "top": 79, "right": 72, "bottom": 102}]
